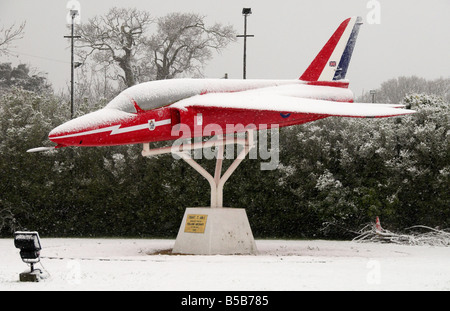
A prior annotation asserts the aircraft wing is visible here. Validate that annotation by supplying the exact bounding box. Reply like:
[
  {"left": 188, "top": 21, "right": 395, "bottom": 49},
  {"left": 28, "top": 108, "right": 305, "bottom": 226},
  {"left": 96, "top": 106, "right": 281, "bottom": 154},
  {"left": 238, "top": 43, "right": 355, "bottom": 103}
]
[{"left": 172, "top": 92, "right": 416, "bottom": 118}]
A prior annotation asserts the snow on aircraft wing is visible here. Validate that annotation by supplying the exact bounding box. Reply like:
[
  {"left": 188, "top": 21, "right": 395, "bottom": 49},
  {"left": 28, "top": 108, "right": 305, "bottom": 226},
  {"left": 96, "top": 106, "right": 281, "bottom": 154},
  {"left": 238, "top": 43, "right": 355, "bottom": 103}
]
[{"left": 172, "top": 92, "right": 416, "bottom": 118}]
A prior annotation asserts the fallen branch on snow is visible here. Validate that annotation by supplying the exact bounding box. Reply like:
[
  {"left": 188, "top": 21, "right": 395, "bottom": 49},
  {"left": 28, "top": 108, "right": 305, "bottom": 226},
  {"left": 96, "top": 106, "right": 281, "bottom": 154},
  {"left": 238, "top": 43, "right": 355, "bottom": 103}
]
[{"left": 352, "top": 221, "right": 450, "bottom": 247}]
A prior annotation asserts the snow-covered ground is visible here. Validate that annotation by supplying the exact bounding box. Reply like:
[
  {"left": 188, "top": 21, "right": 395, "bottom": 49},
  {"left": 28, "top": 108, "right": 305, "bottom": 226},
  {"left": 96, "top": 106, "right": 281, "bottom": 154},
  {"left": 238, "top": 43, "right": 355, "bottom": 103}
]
[{"left": 1, "top": 238, "right": 449, "bottom": 291}]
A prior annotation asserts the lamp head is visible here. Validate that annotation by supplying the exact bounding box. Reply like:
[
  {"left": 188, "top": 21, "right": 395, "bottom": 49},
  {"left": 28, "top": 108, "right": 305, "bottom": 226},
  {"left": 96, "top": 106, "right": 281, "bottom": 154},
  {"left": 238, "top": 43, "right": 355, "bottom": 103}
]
[
  {"left": 14, "top": 231, "right": 42, "bottom": 263},
  {"left": 70, "top": 9, "right": 79, "bottom": 17},
  {"left": 242, "top": 8, "right": 252, "bottom": 15}
]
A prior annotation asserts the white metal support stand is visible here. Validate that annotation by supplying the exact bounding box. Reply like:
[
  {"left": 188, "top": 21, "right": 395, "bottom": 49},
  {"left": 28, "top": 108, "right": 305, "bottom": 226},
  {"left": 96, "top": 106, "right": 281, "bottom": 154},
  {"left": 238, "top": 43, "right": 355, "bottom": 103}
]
[
  {"left": 142, "top": 130, "right": 255, "bottom": 208},
  {"left": 142, "top": 129, "right": 258, "bottom": 254}
]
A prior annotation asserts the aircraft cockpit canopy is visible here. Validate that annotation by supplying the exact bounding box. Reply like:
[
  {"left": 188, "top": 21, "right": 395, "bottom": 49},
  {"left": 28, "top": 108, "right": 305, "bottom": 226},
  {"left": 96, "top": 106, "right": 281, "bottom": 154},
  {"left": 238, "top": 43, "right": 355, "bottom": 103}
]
[
  {"left": 105, "top": 92, "right": 166, "bottom": 114},
  {"left": 105, "top": 80, "right": 203, "bottom": 114}
]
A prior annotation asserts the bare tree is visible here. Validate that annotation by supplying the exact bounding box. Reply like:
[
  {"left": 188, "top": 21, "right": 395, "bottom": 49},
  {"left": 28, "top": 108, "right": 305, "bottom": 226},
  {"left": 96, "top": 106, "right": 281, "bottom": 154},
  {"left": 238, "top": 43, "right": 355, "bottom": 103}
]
[
  {"left": 0, "top": 22, "right": 26, "bottom": 56},
  {"left": 76, "top": 7, "right": 154, "bottom": 88},
  {"left": 148, "top": 13, "right": 236, "bottom": 80},
  {"left": 76, "top": 8, "right": 236, "bottom": 88}
]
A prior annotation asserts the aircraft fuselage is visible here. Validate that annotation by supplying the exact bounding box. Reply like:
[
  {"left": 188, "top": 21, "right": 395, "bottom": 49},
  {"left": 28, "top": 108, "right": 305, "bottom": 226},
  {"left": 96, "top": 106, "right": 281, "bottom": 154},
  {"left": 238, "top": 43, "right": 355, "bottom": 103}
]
[{"left": 48, "top": 79, "right": 353, "bottom": 148}]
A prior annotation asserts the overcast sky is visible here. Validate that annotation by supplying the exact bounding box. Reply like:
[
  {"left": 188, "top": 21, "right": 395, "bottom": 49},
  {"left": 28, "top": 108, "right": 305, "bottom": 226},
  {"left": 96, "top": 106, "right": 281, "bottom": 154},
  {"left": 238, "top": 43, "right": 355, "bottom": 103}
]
[{"left": 0, "top": 0, "right": 449, "bottom": 98}]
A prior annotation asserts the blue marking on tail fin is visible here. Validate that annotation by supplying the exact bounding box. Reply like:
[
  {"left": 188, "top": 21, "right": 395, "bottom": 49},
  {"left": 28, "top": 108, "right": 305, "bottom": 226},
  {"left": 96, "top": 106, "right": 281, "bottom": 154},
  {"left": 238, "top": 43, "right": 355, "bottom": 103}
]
[{"left": 333, "top": 17, "right": 363, "bottom": 81}]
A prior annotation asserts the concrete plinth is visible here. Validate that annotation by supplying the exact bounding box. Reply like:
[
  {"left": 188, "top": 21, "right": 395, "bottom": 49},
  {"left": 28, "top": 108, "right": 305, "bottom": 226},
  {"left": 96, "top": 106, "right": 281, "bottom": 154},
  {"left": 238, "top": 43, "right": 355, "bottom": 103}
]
[{"left": 172, "top": 208, "right": 257, "bottom": 255}]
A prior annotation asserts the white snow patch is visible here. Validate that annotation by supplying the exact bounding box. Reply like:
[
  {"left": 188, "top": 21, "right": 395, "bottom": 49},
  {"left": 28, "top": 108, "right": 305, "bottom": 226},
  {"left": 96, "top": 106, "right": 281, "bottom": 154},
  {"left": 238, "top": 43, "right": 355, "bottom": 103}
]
[
  {"left": 1, "top": 238, "right": 449, "bottom": 291},
  {"left": 173, "top": 88, "right": 415, "bottom": 117},
  {"left": 107, "top": 78, "right": 303, "bottom": 112},
  {"left": 49, "top": 108, "right": 135, "bottom": 136}
]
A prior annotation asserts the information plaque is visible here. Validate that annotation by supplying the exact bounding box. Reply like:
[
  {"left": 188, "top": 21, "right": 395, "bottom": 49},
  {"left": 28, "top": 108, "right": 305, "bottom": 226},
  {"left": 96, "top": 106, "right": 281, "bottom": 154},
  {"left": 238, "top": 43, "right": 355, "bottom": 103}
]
[{"left": 184, "top": 214, "right": 208, "bottom": 233}]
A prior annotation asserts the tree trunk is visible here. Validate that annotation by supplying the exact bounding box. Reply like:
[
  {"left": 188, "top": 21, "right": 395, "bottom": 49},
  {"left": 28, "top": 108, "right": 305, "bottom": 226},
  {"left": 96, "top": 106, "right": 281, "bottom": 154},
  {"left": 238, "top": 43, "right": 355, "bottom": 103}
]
[
  {"left": 156, "top": 64, "right": 170, "bottom": 80},
  {"left": 118, "top": 57, "right": 136, "bottom": 87}
]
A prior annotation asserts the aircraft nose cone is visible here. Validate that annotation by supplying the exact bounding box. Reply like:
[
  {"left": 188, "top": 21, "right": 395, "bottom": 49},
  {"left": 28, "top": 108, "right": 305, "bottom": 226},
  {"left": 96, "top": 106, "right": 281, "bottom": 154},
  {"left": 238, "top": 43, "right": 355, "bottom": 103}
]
[{"left": 48, "top": 108, "right": 133, "bottom": 146}]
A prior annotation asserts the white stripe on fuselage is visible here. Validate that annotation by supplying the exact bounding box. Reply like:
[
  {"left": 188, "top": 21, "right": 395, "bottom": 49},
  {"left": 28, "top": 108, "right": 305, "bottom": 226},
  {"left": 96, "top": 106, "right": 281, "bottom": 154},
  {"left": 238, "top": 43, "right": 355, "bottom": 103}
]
[{"left": 51, "top": 119, "right": 171, "bottom": 140}]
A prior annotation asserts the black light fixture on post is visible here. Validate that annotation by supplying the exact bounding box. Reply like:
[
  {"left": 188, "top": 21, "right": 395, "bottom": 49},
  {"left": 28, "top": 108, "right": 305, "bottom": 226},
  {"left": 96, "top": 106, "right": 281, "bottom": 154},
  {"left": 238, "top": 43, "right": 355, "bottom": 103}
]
[
  {"left": 237, "top": 8, "right": 254, "bottom": 79},
  {"left": 14, "top": 231, "right": 43, "bottom": 282}
]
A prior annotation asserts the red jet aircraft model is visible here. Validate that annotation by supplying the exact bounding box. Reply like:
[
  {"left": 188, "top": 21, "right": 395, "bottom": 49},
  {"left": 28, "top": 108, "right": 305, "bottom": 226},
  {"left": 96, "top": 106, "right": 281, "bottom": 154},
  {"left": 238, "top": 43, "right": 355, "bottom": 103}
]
[{"left": 29, "top": 16, "right": 415, "bottom": 153}]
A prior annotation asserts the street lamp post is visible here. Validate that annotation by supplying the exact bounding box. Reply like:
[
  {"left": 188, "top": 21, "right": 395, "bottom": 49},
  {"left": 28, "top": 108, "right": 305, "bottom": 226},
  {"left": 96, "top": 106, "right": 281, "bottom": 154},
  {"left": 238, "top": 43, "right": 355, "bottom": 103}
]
[
  {"left": 64, "top": 9, "right": 81, "bottom": 119},
  {"left": 237, "top": 8, "right": 254, "bottom": 79},
  {"left": 370, "top": 90, "right": 376, "bottom": 103}
]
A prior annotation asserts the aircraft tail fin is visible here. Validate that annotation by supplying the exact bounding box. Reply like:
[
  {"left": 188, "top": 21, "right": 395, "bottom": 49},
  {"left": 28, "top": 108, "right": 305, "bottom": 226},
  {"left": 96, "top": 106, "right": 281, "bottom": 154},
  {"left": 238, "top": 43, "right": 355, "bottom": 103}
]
[{"left": 300, "top": 16, "right": 363, "bottom": 86}]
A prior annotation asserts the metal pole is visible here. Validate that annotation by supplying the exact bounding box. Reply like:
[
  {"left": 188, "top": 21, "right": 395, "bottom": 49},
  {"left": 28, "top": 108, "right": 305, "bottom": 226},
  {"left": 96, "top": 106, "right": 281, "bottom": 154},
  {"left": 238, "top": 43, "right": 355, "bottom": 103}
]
[
  {"left": 70, "top": 14, "right": 74, "bottom": 119},
  {"left": 237, "top": 9, "right": 254, "bottom": 80},
  {"left": 64, "top": 12, "right": 81, "bottom": 119},
  {"left": 243, "top": 14, "right": 248, "bottom": 79}
]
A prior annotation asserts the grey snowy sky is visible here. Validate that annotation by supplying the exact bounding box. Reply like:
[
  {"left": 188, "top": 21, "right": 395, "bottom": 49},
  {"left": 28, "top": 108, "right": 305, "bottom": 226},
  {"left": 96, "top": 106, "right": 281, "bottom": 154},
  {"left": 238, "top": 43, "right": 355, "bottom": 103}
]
[{"left": 0, "top": 0, "right": 449, "bottom": 98}]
